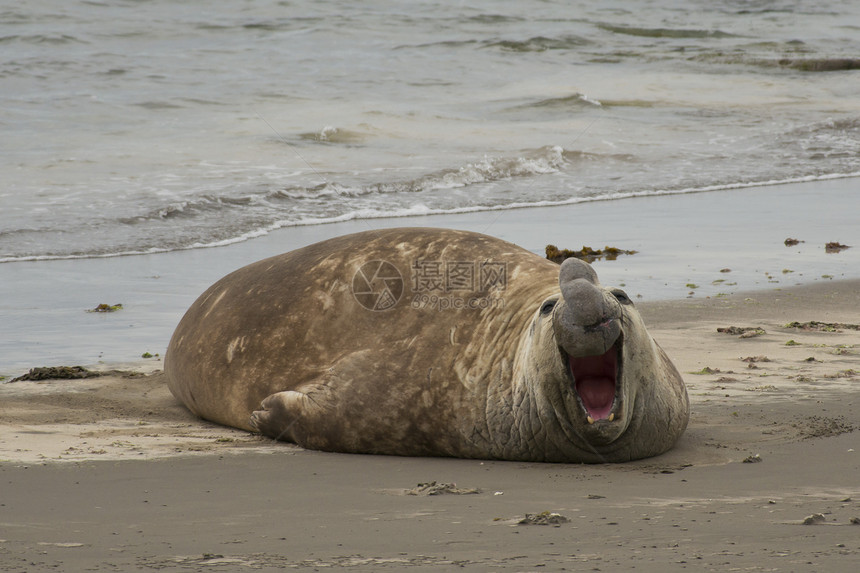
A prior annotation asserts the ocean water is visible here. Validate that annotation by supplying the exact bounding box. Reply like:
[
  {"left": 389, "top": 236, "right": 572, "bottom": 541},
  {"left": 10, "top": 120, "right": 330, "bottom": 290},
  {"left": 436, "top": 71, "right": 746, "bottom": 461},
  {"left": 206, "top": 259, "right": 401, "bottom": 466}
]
[{"left": 2, "top": 0, "right": 859, "bottom": 262}]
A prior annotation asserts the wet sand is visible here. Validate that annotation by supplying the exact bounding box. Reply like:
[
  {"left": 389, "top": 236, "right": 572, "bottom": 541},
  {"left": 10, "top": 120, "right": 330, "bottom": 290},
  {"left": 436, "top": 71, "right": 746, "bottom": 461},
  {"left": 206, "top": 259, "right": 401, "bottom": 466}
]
[
  {"left": 2, "top": 279, "right": 858, "bottom": 572},
  {"left": 2, "top": 178, "right": 859, "bottom": 376}
]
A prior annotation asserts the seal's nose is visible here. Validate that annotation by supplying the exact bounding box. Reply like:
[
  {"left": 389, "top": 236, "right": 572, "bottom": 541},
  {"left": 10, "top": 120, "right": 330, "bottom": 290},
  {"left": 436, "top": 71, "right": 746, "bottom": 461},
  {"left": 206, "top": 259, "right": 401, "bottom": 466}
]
[
  {"left": 559, "top": 257, "right": 598, "bottom": 286},
  {"left": 554, "top": 258, "right": 621, "bottom": 357},
  {"left": 558, "top": 258, "right": 606, "bottom": 328}
]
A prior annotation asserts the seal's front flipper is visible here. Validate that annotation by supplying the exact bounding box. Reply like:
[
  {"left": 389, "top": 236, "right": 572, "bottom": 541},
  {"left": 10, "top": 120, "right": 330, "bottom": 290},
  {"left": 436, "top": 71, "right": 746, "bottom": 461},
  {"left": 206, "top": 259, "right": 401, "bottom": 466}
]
[{"left": 250, "top": 385, "right": 334, "bottom": 445}]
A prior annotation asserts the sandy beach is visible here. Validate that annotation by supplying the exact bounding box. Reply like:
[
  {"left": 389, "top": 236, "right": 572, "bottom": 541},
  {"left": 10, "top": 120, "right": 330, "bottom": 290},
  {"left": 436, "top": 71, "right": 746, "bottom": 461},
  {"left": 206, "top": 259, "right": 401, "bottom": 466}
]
[
  {"left": 4, "top": 2, "right": 859, "bottom": 569},
  {"left": 2, "top": 179, "right": 858, "bottom": 573},
  {"left": 2, "top": 275, "right": 858, "bottom": 572}
]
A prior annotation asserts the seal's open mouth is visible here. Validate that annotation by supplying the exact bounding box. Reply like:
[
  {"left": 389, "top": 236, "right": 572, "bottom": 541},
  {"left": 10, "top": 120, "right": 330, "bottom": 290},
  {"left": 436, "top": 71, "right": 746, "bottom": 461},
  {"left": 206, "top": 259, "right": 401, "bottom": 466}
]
[{"left": 567, "top": 339, "right": 621, "bottom": 422}]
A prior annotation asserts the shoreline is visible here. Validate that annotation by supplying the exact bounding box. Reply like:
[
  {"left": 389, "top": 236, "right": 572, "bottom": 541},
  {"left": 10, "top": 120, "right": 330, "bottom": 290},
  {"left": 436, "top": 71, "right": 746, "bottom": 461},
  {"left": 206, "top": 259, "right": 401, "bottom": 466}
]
[
  {"left": 4, "top": 171, "right": 859, "bottom": 267},
  {"left": 1, "top": 178, "right": 858, "bottom": 377}
]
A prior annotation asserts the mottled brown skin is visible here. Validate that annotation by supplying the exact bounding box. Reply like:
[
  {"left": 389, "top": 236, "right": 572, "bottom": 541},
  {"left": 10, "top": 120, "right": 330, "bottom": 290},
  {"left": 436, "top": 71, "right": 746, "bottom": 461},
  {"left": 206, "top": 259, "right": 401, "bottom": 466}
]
[{"left": 165, "top": 228, "right": 689, "bottom": 462}]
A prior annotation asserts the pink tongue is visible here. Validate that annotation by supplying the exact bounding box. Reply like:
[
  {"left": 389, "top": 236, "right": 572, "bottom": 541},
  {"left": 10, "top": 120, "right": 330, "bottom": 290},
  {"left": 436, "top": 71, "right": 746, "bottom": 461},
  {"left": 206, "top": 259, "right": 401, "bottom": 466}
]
[
  {"left": 574, "top": 377, "right": 615, "bottom": 420},
  {"left": 569, "top": 351, "right": 617, "bottom": 420}
]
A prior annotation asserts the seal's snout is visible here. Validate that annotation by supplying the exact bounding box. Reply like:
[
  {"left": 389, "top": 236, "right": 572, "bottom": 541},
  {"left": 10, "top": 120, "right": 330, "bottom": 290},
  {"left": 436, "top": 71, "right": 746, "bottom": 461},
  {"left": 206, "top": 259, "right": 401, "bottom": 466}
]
[
  {"left": 554, "top": 258, "right": 621, "bottom": 358},
  {"left": 558, "top": 256, "right": 598, "bottom": 285},
  {"left": 560, "top": 279, "right": 611, "bottom": 329}
]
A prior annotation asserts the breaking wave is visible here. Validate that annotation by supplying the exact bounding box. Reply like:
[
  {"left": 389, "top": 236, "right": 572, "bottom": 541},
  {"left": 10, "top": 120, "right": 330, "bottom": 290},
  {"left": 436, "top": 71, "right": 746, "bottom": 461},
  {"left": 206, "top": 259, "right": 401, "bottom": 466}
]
[{"left": 4, "top": 170, "right": 858, "bottom": 264}]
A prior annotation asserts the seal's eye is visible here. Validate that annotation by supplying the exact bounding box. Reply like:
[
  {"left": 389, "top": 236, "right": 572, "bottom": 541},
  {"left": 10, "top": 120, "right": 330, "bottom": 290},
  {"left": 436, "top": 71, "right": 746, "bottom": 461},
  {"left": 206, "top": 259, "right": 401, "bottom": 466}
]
[
  {"left": 539, "top": 300, "right": 557, "bottom": 315},
  {"left": 611, "top": 289, "right": 632, "bottom": 305}
]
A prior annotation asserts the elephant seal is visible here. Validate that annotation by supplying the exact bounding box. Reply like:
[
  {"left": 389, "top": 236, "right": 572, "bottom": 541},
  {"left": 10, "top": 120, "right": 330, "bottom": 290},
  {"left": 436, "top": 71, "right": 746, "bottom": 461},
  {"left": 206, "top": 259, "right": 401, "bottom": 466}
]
[{"left": 165, "top": 228, "right": 688, "bottom": 462}]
